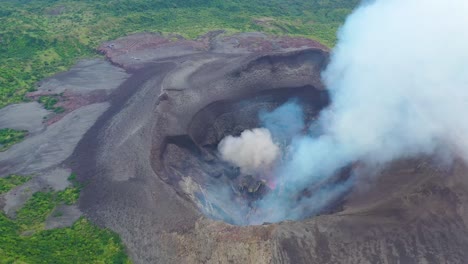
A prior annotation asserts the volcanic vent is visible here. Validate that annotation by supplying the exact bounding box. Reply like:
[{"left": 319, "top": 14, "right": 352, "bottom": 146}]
[{"left": 150, "top": 48, "right": 350, "bottom": 225}]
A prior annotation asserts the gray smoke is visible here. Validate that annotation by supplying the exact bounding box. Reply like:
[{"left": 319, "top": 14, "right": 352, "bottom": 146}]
[
  {"left": 218, "top": 128, "right": 280, "bottom": 174},
  {"left": 248, "top": 0, "right": 468, "bottom": 224}
]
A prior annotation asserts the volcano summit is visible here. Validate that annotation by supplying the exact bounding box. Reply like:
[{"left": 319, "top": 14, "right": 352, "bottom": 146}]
[{"left": 64, "top": 30, "right": 468, "bottom": 263}]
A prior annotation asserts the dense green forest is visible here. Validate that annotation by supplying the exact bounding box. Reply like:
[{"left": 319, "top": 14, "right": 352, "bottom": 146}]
[
  {"left": 0, "top": 173, "right": 130, "bottom": 263},
  {"left": 0, "top": 0, "right": 358, "bottom": 108}
]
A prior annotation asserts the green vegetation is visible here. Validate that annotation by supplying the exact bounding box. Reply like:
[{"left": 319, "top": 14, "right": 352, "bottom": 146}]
[
  {"left": 0, "top": 128, "right": 28, "bottom": 151},
  {"left": 38, "top": 95, "right": 58, "bottom": 110},
  {"left": 0, "top": 0, "right": 358, "bottom": 108},
  {"left": 0, "top": 175, "right": 31, "bottom": 194},
  {"left": 0, "top": 173, "right": 131, "bottom": 263},
  {"left": 0, "top": 216, "right": 130, "bottom": 264},
  {"left": 58, "top": 173, "right": 82, "bottom": 205},
  {"left": 38, "top": 95, "right": 65, "bottom": 113}
]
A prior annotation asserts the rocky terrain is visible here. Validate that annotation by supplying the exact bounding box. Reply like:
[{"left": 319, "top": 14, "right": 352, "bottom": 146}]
[{"left": 2, "top": 31, "right": 468, "bottom": 263}]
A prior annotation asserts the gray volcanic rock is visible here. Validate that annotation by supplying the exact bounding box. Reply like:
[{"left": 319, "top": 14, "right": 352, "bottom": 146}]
[
  {"left": 0, "top": 102, "right": 49, "bottom": 135},
  {"left": 0, "top": 102, "right": 109, "bottom": 176},
  {"left": 0, "top": 59, "right": 128, "bottom": 221},
  {"left": 36, "top": 59, "right": 129, "bottom": 95},
  {"left": 64, "top": 33, "right": 468, "bottom": 264},
  {"left": 45, "top": 204, "right": 82, "bottom": 230}
]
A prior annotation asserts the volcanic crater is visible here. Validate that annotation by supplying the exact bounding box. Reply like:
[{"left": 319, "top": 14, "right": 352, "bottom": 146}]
[
  {"left": 157, "top": 84, "right": 335, "bottom": 224},
  {"left": 62, "top": 32, "right": 468, "bottom": 263}
]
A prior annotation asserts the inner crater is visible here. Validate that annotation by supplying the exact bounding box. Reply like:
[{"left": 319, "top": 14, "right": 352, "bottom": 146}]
[
  {"left": 151, "top": 49, "right": 351, "bottom": 225},
  {"left": 161, "top": 86, "right": 347, "bottom": 225}
]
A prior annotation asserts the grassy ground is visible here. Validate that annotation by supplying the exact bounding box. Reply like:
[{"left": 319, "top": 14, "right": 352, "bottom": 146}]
[
  {"left": 0, "top": 0, "right": 358, "bottom": 109},
  {"left": 0, "top": 128, "right": 28, "bottom": 152},
  {"left": 38, "top": 95, "right": 65, "bottom": 113},
  {"left": 0, "top": 173, "right": 130, "bottom": 263},
  {"left": 0, "top": 175, "right": 31, "bottom": 194}
]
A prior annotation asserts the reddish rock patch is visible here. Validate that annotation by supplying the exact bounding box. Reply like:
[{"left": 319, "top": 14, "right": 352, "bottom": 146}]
[
  {"left": 27, "top": 90, "right": 107, "bottom": 125},
  {"left": 98, "top": 31, "right": 328, "bottom": 70}
]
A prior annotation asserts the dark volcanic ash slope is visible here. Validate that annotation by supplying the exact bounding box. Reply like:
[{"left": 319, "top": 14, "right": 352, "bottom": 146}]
[{"left": 71, "top": 32, "right": 468, "bottom": 264}]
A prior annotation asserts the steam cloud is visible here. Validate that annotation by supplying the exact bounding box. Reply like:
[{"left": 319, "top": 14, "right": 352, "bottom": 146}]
[
  {"left": 218, "top": 128, "right": 280, "bottom": 174},
  {"left": 249, "top": 0, "right": 468, "bottom": 224}
]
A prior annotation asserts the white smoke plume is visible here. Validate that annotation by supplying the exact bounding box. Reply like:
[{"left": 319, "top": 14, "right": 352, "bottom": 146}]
[
  {"left": 252, "top": 0, "right": 468, "bottom": 223},
  {"left": 218, "top": 128, "right": 280, "bottom": 174},
  {"left": 322, "top": 0, "right": 468, "bottom": 163}
]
